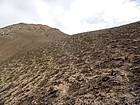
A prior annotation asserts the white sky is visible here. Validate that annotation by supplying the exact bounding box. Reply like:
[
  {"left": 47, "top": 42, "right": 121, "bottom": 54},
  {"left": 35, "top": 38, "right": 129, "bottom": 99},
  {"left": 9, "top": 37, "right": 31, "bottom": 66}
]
[{"left": 0, "top": 0, "right": 140, "bottom": 34}]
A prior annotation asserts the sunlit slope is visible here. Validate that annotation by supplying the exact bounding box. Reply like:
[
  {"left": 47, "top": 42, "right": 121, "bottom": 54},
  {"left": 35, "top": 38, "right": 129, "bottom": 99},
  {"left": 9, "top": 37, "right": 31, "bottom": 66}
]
[
  {"left": 0, "top": 23, "right": 67, "bottom": 63},
  {"left": 0, "top": 22, "right": 140, "bottom": 105}
]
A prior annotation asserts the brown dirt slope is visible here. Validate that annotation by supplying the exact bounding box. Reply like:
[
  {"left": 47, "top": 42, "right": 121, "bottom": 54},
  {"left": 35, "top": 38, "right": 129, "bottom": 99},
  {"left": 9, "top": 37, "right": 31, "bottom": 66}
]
[
  {"left": 0, "top": 23, "right": 67, "bottom": 63},
  {"left": 0, "top": 22, "right": 140, "bottom": 105}
]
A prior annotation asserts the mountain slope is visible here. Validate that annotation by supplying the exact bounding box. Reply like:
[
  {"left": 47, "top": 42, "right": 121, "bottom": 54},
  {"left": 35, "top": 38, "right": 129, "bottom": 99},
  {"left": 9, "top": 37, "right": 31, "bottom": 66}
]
[
  {"left": 0, "top": 23, "right": 67, "bottom": 63},
  {"left": 0, "top": 22, "right": 140, "bottom": 105}
]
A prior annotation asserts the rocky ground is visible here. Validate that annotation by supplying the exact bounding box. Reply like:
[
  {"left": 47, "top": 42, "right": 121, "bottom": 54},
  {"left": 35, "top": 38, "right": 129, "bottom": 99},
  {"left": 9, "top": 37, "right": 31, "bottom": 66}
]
[{"left": 0, "top": 22, "right": 140, "bottom": 105}]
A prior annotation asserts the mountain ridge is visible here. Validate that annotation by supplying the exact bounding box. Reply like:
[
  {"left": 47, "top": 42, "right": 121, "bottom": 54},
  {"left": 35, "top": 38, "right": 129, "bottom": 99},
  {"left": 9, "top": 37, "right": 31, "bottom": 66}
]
[
  {"left": 0, "top": 21, "right": 140, "bottom": 105},
  {"left": 0, "top": 23, "right": 67, "bottom": 64}
]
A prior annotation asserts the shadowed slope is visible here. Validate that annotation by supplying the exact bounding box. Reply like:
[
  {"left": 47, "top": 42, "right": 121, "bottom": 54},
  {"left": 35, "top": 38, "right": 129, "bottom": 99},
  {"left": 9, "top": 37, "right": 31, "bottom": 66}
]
[{"left": 0, "top": 22, "right": 140, "bottom": 105}]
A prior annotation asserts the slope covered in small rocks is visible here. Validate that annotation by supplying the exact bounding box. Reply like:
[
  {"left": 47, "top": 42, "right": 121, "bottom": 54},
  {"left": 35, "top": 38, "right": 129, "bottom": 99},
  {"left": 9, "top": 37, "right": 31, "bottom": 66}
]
[
  {"left": 0, "top": 22, "right": 140, "bottom": 105},
  {"left": 0, "top": 23, "right": 67, "bottom": 63}
]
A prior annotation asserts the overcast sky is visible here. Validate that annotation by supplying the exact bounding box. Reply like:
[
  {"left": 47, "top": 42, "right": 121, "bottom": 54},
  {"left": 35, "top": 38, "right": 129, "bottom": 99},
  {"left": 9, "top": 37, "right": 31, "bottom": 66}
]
[{"left": 0, "top": 0, "right": 140, "bottom": 34}]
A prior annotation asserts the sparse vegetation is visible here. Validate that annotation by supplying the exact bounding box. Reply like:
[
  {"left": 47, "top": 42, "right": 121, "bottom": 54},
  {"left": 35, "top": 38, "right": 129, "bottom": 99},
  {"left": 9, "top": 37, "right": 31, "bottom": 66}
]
[{"left": 0, "top": 22, "right": 140, "bottom": 105}]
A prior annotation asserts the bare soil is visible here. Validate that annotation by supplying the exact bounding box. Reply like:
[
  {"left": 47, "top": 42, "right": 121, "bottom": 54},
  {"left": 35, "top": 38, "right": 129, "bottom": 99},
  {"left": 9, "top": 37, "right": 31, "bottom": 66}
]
[{"left": 0, "top": 22, "right": 140, "bottom": 105}]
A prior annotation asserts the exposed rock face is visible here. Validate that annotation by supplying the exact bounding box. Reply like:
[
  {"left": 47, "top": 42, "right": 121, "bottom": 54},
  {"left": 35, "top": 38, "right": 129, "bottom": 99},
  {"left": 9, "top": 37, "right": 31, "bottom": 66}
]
[{"left": 0, "top": 22, "right": 140, "bottom": 105}]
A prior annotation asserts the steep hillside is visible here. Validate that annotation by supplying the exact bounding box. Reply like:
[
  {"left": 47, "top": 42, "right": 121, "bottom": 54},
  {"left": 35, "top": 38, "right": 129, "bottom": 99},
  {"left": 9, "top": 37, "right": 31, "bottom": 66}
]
[
  {"left": 0, "top": 23, "right": 67, "bottom": 63},
  {"left": 0, "top": 22, "right": 140, "bottom": 105}
]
